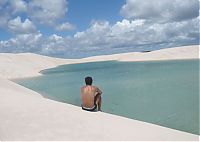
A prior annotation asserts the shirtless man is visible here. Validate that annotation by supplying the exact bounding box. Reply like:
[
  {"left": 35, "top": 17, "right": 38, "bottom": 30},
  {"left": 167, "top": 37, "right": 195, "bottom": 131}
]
[{"left": 81, "top": 76, "right": 102, "bottom": 111}]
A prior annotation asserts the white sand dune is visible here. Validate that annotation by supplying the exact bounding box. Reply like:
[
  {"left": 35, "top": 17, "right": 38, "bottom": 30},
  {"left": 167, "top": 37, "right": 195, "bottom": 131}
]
[
  {"left": 76, "top": 44, "right": 199, "bottom": 63},
  {"left": 0, "top": 45, "right": 199, "bottom": 140},
  {"left": 0, "top": 53, "right": 76, "bottom": 79},
  {"left": 0, "top": 45, "right": 198, "bottom": 79}
]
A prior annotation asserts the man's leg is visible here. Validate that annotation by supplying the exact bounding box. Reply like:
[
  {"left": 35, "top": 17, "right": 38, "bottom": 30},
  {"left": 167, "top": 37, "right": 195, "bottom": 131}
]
[{"left": 94, "top": 93, "right": 102, "bottom": 111}]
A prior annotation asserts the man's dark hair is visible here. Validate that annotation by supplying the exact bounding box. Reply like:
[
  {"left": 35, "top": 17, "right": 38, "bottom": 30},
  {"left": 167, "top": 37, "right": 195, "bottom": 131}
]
[{"left": 85, "top": 76, "right": 93, "bottom": 85}]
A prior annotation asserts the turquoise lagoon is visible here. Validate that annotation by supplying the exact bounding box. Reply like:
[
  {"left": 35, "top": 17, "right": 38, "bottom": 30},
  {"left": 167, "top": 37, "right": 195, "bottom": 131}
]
[{"left": 14, "top": 59, "right": 199, "bottom": 135}]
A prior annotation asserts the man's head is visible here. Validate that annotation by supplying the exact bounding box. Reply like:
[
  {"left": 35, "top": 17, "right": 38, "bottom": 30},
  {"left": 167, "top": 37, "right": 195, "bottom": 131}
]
[{"left": 85, "top": 76, "right": 93, "bottom": 85}]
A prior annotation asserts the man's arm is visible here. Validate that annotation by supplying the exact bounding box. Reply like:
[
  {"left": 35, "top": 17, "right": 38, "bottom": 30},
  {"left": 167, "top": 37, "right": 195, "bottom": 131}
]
[
  {"left": 80, "top": 87, "right": 84, "bottom": 100},
  {"left": 95, "top": 87, "right": 102, "bottom": 95}
]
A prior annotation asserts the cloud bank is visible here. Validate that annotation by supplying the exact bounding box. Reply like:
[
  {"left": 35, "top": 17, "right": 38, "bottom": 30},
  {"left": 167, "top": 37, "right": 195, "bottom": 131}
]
[
  {"left": 120, "top": 0, "right": 199, "bottom": 22},
  {"left": 0, "top": 0, "right": 199, "bottom": 58}
]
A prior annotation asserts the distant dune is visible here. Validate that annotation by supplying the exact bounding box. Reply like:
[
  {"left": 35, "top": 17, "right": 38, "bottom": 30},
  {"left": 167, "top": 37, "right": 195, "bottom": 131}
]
[
  {"left": 0, "top": 45, "right": 199, "bottom": 79},
  {"left": 78, "top": 45, "right": 199, "bottom": 63}
]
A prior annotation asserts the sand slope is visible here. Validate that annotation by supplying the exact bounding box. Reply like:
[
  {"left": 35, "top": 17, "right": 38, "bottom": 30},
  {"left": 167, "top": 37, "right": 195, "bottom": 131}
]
[
  {"left": 0, "top": 53, "right": 75, "bottom": 79},
  {"left": 0, "top": 45, "right": 199, "bottom": 140},
  {"left": 0, "top": 78, "right": 198, "bottom": 141}
]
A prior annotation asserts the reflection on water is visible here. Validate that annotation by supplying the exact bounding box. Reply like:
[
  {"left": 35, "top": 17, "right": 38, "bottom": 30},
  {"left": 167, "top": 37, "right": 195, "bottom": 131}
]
[{"left": 14, "top": 60, "right": 199, "bottom": 135}]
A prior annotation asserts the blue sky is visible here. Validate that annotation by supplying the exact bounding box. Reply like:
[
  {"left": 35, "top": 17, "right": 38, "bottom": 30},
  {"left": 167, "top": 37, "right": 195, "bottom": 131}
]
[
  {"left": 0, "top": 0, "right": 199, "bottom": 58},
  {"left": 67, "top": 0, "right": 125, "bottom": 28},
  {"left": 39, "top": 0, "right": 125, "bottom": 37}
]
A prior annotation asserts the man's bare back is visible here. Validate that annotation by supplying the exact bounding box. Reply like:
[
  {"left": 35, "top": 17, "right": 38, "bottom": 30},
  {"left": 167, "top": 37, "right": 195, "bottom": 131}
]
[{"left": 81, "top": 77, "right": 102, "bottom": 111}]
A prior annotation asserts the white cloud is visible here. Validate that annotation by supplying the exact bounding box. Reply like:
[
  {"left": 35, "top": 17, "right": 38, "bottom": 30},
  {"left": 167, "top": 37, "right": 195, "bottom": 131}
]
[
  {"left": 111, "top": 19, "right": 145, "bottom": 35},
  {"left": 0, "top": 14, "right": 9, "bottom": 27},
  {"left": 8, "top": 16, "right": 36, "bottom": 34},
  {"left": 0, "top": 0, "right": 72, "bottom": 35},
  {"left": 0, "top": 0, "right": 27, "bottom": 27},
  {"left": 0, "top": 32, "right": 73, "bottom": 57},
  {"left": 1, "top": 17, "right": 198, "bottom": 58},
  {"left": 49, "top": 34, "right": 63, "bottom": 41},
  {"left": 0, "top": 33, "right": 42, "bottom": 52},
  {"left": 10, "top": 0, "right": 27, "bottom": 14},
  {"left": 73, "top": 17, "right": 198, "bottom": 51},
  {"left": 40, "top": 34, "right": 68, "bottom": 55},
  {"left": 72, "top": 21, "right": 113, "bottom": 52},
  {"left": 28, "top": 0, "right": 67, "bottom": 25},
  {"left": 120, "top": 0, "right": 199, "bottom": 22},
  {"left": 55, "top": 22, "right": 75, "bottom": 31},
  {"left": 74, "top": 21, "right": 107, "bottom": 39}
]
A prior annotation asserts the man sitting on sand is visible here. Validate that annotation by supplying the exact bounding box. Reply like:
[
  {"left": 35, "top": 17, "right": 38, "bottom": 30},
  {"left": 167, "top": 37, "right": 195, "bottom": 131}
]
[{"left": 81, "top": 76, "right": 102, "bottom": 111}]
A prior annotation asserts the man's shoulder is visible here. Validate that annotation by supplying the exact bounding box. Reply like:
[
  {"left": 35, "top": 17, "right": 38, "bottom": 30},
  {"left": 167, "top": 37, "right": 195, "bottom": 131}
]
[
  {"left": 81, "top": 86, "right": 86, "bottom": 90},
  {"left": 81, "top": 86, "right": 85, "bottom": 91},
  {"left": 91, "top": 85, "right": 99, "bottom": 89},
  {"left": 81, "top": 85, "right": 99, "bottom": 90},
  {"left": 92, "top": 86, "right": 99, "bottom": 90}
]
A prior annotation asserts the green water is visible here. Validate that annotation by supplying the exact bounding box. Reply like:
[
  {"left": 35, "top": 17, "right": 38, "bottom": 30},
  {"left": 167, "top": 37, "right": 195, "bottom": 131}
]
[{"left": 14, "top": 59, "right": 199, "bottom": 135}]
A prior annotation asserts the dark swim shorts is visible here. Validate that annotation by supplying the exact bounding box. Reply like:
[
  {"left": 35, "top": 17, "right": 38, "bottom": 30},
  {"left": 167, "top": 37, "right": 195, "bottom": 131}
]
[{"left": 82, "top": 104, "right": 97, "bottom": 112}]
